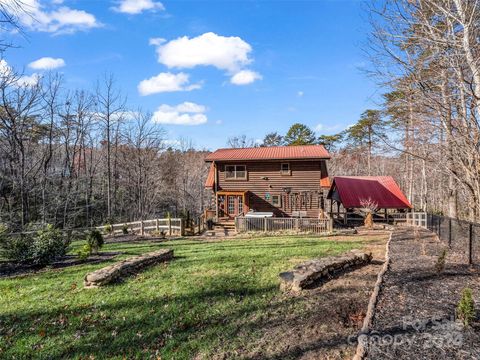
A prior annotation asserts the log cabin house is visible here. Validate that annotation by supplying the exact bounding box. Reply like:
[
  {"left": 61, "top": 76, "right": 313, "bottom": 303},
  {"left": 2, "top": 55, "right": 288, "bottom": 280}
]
[{"left": 204, "top": 145, "right": 331, "bottom": 221}]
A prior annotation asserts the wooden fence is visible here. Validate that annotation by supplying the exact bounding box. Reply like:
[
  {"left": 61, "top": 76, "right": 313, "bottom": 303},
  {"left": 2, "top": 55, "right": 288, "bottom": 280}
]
[
  {"left": 97, "top": 215, "right": 206, "bottom": 237},
  {"left": 235, "top": 217, "right": 333, "bottom": 234}
]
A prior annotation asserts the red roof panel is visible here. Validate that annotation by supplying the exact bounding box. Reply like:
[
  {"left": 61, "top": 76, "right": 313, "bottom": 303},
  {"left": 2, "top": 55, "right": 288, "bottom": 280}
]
[
  {"left": 328, "top": 176, "right": 412, "bottom": 209},
  {"left": 205, "top": 145, "right": 330, "bottom": 162},
  {"left": 205, "top": 163, "right": 215, "bottom": 189}
]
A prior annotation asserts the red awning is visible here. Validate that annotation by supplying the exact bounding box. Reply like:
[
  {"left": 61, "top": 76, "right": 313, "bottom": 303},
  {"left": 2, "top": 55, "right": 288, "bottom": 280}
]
[{"left": 327, "top": 176, "right": 412, "bottom": 209}]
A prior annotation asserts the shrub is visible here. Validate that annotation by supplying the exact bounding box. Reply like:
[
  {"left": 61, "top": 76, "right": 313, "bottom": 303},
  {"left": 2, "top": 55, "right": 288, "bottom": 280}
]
[
  {"left": 0, "top": 234, "right": 32, "bottom": 263},
  {"left": 122, "top": 224, "right": 129, "bottom": 235},
  {"left": 77, "top": 244, "right": 92, "bottom": 260},
  {"left": 104, "top": 223, "right": 113, "bottom": 234},
  {"left": 457, "top": 288, "right": 476, "bottom": 327},
  {"left": 0, "top": 224, "right": 69, "bottom": 265},
  {"left": 31, "top": 224, "right": 69, "bottom": 265},
  {"left": 86, "top": 229, "right": 104, "bottom": 254},
  {"left": 434, "top": 249, "right": 447, "bottom": 273}
]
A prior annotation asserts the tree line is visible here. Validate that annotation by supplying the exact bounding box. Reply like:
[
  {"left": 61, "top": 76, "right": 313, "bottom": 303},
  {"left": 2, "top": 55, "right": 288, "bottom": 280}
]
[{"left": 0, "top": 69, "right": 209, "bottom": 231}]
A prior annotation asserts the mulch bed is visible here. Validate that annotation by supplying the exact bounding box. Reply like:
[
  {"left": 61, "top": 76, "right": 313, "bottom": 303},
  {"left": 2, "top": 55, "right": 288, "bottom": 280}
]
[
  {"left": 0, "top": 252, "right": 121, "bottom": 278},
  {"left": 366, "top": 227, "right": 480, "bottom": 359}
]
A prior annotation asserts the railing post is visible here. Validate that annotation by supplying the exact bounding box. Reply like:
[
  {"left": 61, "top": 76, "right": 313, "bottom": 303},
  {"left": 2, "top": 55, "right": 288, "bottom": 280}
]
[
  {"left": 264, "top": 217, "right": 268, "bottom": 232},
  {"left": 140, "top": 220, "right": 144, "bottom": 236},
  {"left": 168, "top": 218, "right": 172, "bottom": 236},
  {"left": 469, "top": 223, "right": 473, "bottom": 266},
  {"left": 295, "top": 218, "right": 299, "bottom": 231}
]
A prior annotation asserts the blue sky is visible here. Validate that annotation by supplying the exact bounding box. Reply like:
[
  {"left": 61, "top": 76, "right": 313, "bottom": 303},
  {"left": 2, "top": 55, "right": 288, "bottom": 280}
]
[{"left": 4, "top": 0, "right": 379, "bottom": 150}]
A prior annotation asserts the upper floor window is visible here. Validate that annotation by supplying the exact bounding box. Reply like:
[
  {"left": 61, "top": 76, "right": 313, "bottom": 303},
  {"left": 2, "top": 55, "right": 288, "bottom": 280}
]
[
  {"left": 280, "top": 163, "right": 291, "bottom": 175},
  {"left": 225, "top": 165, "right": 247, "bottom": 180}
]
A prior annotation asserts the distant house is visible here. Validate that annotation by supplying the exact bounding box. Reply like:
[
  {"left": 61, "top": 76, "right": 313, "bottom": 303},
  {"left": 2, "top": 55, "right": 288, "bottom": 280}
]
[
  {"left": 204, "top": 145, "right": 331, "bottom": 220},
  {"left": 327, "top": 176, "right": 412, "bottom": 222}
]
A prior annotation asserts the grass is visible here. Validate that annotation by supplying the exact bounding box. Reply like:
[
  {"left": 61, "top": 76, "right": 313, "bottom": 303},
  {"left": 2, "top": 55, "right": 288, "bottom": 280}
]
[{"left": 0, "top": 235, "right": 364, "bottom": 359}]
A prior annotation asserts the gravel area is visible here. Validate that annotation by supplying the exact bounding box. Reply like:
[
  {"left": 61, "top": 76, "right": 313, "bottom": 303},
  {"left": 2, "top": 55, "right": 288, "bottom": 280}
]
[{"left": 366, "top": 227, "right": 480, "bottom": 359}]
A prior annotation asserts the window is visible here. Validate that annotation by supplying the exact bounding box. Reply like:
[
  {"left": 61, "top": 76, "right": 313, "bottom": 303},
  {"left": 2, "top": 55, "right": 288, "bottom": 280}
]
[
  {"left": 280, "top": 163, "right": 291, "bottom": 175},
  {"left": 272, "top": 195, "right": 281, "bottom": 207},
  {"left": 225, "top": 165, "right": 247, "bottom": 180}
]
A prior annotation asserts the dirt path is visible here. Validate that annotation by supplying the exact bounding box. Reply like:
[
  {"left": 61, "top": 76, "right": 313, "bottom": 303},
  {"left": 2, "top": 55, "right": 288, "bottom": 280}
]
[
  {"left": 222, "top": 232, "right": 389, "bottom": 360},
  {"left": 366, "top": 227, "right": 480, "bottom": 359}
]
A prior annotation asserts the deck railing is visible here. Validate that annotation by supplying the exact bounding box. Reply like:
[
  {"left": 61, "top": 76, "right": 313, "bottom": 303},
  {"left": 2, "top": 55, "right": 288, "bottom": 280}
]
[{"left": 235, "top": 217, "right": 333, "bottom": 234}]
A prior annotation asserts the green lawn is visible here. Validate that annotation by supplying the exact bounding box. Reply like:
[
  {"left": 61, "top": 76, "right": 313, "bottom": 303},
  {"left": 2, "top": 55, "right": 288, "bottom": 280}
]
[{"left": 0, "top": 235, "right": 362, "bottom": 359}]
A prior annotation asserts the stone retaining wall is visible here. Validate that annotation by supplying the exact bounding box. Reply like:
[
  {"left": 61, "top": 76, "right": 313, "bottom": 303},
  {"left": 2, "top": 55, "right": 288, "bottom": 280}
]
[
  {"left": 279, "top": 249, "right": 372, "bottom": 292},
  {"left": 84, "top": 249, "right": 173, "bottom": 288}
]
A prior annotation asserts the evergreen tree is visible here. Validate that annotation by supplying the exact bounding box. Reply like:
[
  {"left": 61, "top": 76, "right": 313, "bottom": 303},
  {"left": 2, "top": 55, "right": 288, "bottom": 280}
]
[{"left": 284, "top": 123, "right": 316, "bottom": 146}]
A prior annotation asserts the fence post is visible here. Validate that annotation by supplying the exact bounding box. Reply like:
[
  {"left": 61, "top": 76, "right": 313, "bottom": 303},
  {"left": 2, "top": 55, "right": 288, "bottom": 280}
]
[
  {"left": 156, "top": 218, "right": 159, "bottom": 232},
  {"left": 140, "top": 220, "right": 144, "bottom": 236},
  {"left": 180, "top": 219, "right": 185, "bottom": 236},
  {"left": 264, "top": 217, "right": 268, "bottom": 232},
  {"left": 168, "top": 218, "right": 172, "bottom": 236},
  {"left": 469, "top": 223, "right": 473, "bottom": 266}
]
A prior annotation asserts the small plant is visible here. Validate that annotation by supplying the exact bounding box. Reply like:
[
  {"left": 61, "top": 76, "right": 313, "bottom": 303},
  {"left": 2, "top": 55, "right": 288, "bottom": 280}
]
[
  {"left": 104, "top": 223, "right": 113, "bottom": 234},
  {"left": 122, "top": 224, "right": 129, "bottom": 235},
  {"left": 77, "top": 244, "right": 92, "bottom": 260},
  {"left": 434, "top": 249, "right": 447, "bottom": 273},
  {"left": 457, "top": 288, "right": 476, "bottom": 327},
  {"left": 86, "top": 229, "right": 104, "bottom": 254}
]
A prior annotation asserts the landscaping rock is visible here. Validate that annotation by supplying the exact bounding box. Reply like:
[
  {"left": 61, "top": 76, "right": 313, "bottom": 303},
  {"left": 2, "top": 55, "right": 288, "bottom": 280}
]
[
  {"left": 84, "top": 249, "right": 173, "bottom": 288},
  {"left": 279, "top": 249, "right": 372, "bottom": 292}
]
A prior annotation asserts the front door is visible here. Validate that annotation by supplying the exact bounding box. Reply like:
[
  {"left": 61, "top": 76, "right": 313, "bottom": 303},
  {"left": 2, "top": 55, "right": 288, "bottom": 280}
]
[{"left": 225, "top": 195, "right": 243, "bottom": 218}]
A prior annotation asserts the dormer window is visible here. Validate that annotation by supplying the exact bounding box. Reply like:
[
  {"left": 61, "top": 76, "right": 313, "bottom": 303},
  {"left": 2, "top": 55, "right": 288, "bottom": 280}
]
[
  {"left": 225, "top": 165, "right": 247, "bottom": 180},
  {"left": 280, "top": 163, "right": 291, "bottom": 175}
]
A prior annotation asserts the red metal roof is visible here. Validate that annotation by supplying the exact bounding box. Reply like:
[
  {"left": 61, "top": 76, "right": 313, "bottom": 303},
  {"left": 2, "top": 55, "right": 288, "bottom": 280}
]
[
  {"left": 327, "top": 176, "right": 412, "bottom": 209},
  {"left": 205, "top": 163, "right": 215, "bottom": 189},
  {"left": 205, "top": 145, "right": 330, "bottom": 162}
]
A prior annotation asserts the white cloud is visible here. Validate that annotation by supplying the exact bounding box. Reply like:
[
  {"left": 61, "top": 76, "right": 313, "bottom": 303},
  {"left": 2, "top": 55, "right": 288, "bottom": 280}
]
[
  {"left": 297, "top": 91, "right": 304, "bottom": 97},
  {"left": 230, "top": 70, "right": 262, "bottom": 85},
  {"left": 151, "top": 102, "right": 208, "bottom": 126},
  {"left": 149, "top": 37, "right": 166, "bottom": 46},
  {"left": 155, "top": 32, "right": 253, "bottom": 72},
  {"left": 28, "top": 57, "right": 65, "bottom": 70},
  {"left": 0, "top": 59, "right": 40, "bottom": 87},
  {"left": 138, "top": 72, "right": 201, "bottom": 96},
  {"left": 3, "top": 0, "right": 100, "bottom": 34},
  {"left": 314, "top": 124, "right": 324, "bottom": 132},
  {"left": 113, "top": 0, "right": 164, "bottom": 14},
  {"left": 17, "top": 73, "right": 40, "bottom": 87},
  {"left": 0, "top": 60, "right": 12, "bottom": 77}
]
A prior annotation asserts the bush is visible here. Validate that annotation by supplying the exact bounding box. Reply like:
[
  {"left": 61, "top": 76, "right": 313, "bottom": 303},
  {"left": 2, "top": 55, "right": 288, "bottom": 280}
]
[
  {"left": 0, "top": 224, "right": 70, "bottom": 265},
  {"left": 122, "top": 224, "right": 129, "bottom": 235},
  {"left": 77, "top": 244, "right": 92, "bottom": 260},
  {"left": 104, "top": 223, "right": 113, "bottom": 235},
  {"left": 86, "top": 229, "right": 104, "bottom": 254},
  {"left": 457, "top": 288, "right": 476, "bottom": 327}
]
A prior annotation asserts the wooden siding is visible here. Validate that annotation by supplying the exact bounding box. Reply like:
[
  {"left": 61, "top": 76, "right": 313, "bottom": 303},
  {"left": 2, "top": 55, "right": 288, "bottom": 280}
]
[{"left": 215, "top": 160, "right": 327, "bottom": 218}]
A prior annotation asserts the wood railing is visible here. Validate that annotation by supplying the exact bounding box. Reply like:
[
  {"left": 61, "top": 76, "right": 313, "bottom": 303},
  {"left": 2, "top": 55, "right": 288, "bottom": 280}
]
[
  {"left": 235, "top": 217, "right": 333, "bottom": 234},
  {"left": 97, "top": 215, "right": 206, "bottom": 237}
]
